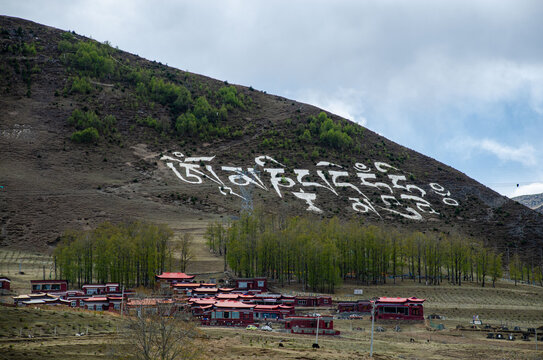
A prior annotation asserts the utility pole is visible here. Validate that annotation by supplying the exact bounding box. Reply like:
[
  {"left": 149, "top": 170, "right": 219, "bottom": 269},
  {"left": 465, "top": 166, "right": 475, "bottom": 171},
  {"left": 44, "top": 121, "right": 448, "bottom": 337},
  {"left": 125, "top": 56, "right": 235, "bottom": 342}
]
[
  {"left": 370, "top": 299, "right": 376, "bottom": 357},
  {"left": 121, "top": 286, "right": 125, "bottom": 318},
  {"left": 314, "top": 314, "right": 320, "bottom": 347}
]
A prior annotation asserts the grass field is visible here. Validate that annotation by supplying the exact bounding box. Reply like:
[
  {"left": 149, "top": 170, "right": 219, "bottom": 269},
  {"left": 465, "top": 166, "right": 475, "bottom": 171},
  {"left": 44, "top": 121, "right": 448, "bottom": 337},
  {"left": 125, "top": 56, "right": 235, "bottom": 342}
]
[{"left": 1, "top": 305, "right": 542, "bottom": 360}]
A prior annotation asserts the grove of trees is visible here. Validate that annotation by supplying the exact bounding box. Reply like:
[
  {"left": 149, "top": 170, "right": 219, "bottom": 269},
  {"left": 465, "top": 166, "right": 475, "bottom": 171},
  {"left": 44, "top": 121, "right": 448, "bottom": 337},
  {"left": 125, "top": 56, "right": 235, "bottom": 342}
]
[
  {"left": 203, "top": 213, "right": 542, "bottom": 293},
  {"left": 54, "top": 221, "right": 175, "bottom": 288}
]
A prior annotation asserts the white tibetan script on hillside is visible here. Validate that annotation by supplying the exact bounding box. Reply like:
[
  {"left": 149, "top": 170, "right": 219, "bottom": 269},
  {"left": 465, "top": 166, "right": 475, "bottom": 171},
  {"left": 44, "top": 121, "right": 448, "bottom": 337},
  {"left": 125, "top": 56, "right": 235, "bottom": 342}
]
[{"left": 161, "top": 152, "right": 458, "bottom": 220}]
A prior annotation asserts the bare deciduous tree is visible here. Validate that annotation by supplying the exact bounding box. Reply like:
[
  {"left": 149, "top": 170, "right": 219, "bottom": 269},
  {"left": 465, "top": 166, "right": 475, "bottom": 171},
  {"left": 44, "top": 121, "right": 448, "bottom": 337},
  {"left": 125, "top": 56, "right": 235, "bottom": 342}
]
[
  {"left": 124, "top": 296, "right": 200, "bottom": 360},
  {"left": 178, "top": 233, "right": 194, "bottom": 273}
]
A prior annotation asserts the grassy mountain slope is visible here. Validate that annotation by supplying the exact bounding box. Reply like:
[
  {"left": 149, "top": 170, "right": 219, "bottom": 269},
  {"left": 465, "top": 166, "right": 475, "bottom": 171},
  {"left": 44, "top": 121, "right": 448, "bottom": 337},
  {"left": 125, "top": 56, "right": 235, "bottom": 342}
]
[{"left": 1, "top": 15, "right": 542, "bottom": 259}]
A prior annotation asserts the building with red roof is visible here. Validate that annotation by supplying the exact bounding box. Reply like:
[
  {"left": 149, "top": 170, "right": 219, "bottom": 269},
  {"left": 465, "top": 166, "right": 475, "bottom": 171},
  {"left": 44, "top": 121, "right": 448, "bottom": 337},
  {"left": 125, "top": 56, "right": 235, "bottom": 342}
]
[
  {"left": 30, "top": 280, "right": 67, "bottom": 294},
  {"left": 201, "top": 300, "right": 256, "bottom": 326},
  {"left": 372, "top": 297, "right": 425, "bottom": 321},
  {"left": 254, "top": 304, "right": 295, "bottom": 321},
  {"left": 234, "top": 277, "right": 267, "bottom": 292},
  {"left": 81, "top": 297, "right": 111, "bottom": 311},
  {"left": 338, "top": 299, "right": 372, "bottom": 313},
  {"left": 156, "top": 272, "right": 195, "bottom": 284},
  {"left": 285, "top": 315, "right": 340, "bottom": 335}
]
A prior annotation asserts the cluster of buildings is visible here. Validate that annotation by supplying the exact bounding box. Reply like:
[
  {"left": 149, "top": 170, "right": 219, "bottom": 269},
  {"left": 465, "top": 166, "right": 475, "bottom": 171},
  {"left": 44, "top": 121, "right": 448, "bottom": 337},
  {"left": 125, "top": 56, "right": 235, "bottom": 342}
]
[
  {"left": 8, "top": 272, "right": 426, "bottom": 336},
  {"left": 13, "top": 280, "right": 128, "bottom": 311}
]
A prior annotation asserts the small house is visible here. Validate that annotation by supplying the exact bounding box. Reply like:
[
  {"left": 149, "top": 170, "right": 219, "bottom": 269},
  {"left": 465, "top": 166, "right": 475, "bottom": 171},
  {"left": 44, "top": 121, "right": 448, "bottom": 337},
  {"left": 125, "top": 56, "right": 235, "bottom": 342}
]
[
  {"left": 254, "top": 304, "right": 295, "bottom": 321},
  {"left": 107, "top": 296, "right": 124, "bottom": 311},
  {"left": 82, "top": 284, "right": 107, "bottom": 295},
  {"left": 0, "top": 277, "right": 11, "bottom": 292},
  {"left": 234, "top": 277, "right": 267, "bottom": 292},
  {"left": 192, "top": 287, "right": 219, "bottom": 298},
  {"left": 203, "top": 300, "right": 256, "bottom": 326},
  {"left": 338, "top": 300, "right": 372, "bottom": 313},
  {"left": 30, "top": 280, "right": 67, "bottom": 294},
  {"left": 294, "top": 295, "right": 332, "bottom": 307},
  {"left": 372, "top": 297, "right": 425, "bottom": 321},
  {"left": 81, "top": 283, "right": 121, "bottom": 295},
  {"left": 252, "top": 293, "right": 282, "bottom": 305},
  {"left": 172, "top": 282, "right": 201, "bottom": 295},
  {"left": 284, "top": 315, "right": 340, "bottom": 335},
  {"left": 82, "top": 297, "right": 110, "bottom": 311},
  {"left": 64, "top": 292, "right": 87, "bottom": 308}
]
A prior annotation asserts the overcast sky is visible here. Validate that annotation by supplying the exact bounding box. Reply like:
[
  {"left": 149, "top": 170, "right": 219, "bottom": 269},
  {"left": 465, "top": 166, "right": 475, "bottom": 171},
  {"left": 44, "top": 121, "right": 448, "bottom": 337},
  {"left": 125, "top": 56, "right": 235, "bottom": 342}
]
[{"left": 3, "top": 0, "right": 543, "bottom": 198}]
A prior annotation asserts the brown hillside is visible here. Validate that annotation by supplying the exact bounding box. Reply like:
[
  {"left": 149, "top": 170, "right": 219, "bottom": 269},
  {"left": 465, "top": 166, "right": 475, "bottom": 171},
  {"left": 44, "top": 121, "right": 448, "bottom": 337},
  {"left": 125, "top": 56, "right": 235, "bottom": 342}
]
[{"left": 1, "top": 15, "right": 542, "bottom": 259}]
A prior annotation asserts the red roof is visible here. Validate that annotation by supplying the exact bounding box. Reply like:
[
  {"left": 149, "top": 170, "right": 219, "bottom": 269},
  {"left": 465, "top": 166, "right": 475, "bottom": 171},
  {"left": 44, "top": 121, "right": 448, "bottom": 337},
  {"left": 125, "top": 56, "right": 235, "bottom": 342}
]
[
  {"left": 190, "top": 298, "right": 217, "bottom": 305},
  {"left": 84, "top": 297, "right": 108, "bottom": 302},
  {"left": 173, "top": 283, "right": 200, "bottom": 288},
  {"left": 156, "top": 272, "right": 195, "bottom": 280},
  {"left": 214, "top": 301, "right": 255, "bottom": 309},
  {"left": 238, "top": 294, "right": 255, "bottom": 299},
  {"left": 254, "top": 305, "right": 279, "bottom": 310},
  {"left": 216, "top": 293, "right": 240, "bottom": 299},
  {"left": 218, "top": 287, "right": 235, "bottom": 292},
  {"left": 193, "top": 287, "right": 218, "bottom": 293},
  {"left": 376, "top": 297, "right": 426, "bottom": 304}
]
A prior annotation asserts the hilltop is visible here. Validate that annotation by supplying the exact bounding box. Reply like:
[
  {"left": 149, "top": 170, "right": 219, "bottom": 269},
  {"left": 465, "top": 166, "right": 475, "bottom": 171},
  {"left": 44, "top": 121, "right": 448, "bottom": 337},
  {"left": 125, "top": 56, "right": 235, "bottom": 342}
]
[
  {"left": 1, "top": 15, "right": 543, "bottom": 259},
  {"left": 513, "top": 193, "right": 543, "bottom": 215}
]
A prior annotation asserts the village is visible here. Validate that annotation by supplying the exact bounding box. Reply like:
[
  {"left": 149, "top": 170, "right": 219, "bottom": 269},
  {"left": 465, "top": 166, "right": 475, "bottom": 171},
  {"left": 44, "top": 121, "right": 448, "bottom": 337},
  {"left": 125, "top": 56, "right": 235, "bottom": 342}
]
[{"left": 2, "top": 273, "right": 427, "bottom": 337}]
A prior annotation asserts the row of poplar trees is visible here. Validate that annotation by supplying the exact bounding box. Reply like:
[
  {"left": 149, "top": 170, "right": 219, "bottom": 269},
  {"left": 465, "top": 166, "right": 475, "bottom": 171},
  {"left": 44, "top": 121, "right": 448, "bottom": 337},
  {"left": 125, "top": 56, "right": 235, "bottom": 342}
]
[
  {"left": 54, "top": 221, "right": 174, "bottom": 288},
  {"left": 205, "top": 213, "right": 519, "bottom": 293}
]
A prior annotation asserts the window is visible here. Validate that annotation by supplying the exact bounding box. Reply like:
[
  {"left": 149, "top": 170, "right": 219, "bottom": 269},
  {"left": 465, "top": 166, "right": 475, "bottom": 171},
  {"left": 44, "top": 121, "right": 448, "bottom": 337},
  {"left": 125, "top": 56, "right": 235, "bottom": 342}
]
[
  {"left": 87, "top": 288, "right": 97, "bottom": 295},
  {"left": 231, "top": 312, "right": 240, "bottom": 319},
  {"left": 109, "top": 287, "right": 116, "bottom": 292},
  {"left": 257, "top": 281, "right": 265, "bottom": 288},
  {"left": 298, "top": 299, "right": 306, "bottom": 305},
  {"left": 114, "top": 304, "right": 120, "bottom": 310},
  {"left": 87, "top": 304, "right": 95, "bottom": 310},
  {"left": 224, "top": 312, "right": 230, "bottom": 319},
  {"left": 52, "top": 284, "right": 60, "bottom": 290},
  {"left": 71, "top": 300, "right": 77, "bottom": 307},
  {"left": 32, "top": 284, "right": 41, "bottom": 291},
  {"left": 238, "top": 282, "right": 248, "bottom": 289},
  {"left": 96, "top": 304, "right": 103, "bottom": 311},
  {"left": 43, "top": 284, "right": 51, "bottom": 290}
]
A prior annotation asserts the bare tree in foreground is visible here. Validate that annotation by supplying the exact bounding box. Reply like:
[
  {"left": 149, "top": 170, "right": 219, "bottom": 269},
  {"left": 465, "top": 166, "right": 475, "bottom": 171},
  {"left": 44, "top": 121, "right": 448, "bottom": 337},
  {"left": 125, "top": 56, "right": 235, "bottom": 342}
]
[{"left": 123, "top": 297, "right": 200, "bottom": 360}]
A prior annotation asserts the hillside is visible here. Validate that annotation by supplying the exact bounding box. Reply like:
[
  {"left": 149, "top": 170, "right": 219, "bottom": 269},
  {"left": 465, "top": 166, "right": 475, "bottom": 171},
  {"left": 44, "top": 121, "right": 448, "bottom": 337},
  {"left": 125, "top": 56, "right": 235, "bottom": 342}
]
[
  {"left": 1, "top": 15, "right": 543, "bottom": 258},
  {"left": 513, "top": 193, "right": 543, "bottom": 215}
]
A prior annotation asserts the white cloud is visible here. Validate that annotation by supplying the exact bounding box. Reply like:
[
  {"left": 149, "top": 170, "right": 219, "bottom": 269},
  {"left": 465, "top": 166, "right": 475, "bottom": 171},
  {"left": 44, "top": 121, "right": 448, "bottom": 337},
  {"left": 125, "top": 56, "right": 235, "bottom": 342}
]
[
  {"left": 289, "top": 88, "right": 368, "bottom": 127},
  {"left": 450, "top": 137, "right": 537, "bottom": 166},
  {"left": 478, "top": 139, "right": 537, "bottom": 166},
  {"left": 509, "top": 182, "right": 543, "bottom": 197}
]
